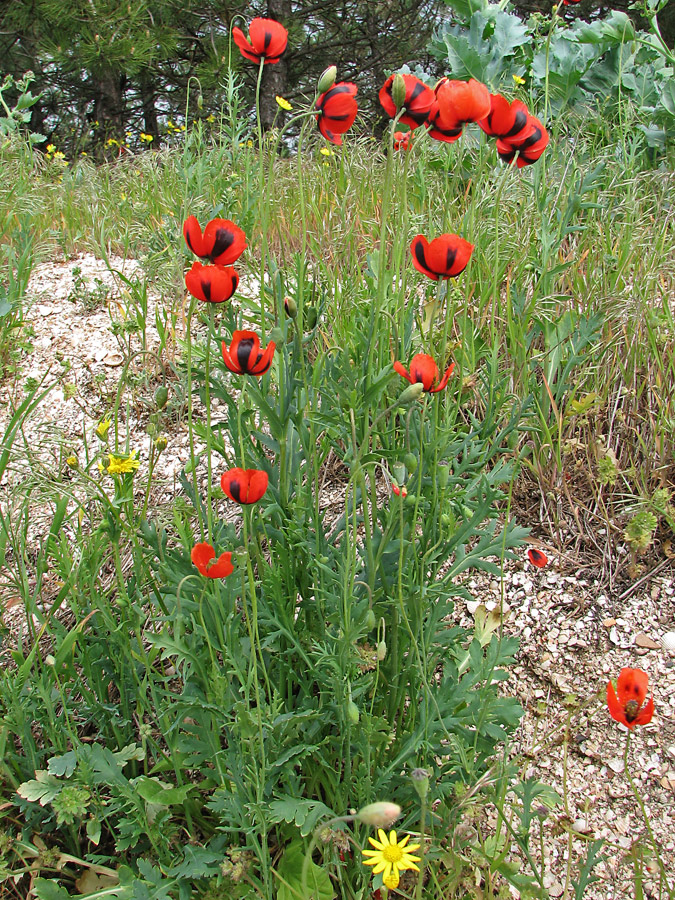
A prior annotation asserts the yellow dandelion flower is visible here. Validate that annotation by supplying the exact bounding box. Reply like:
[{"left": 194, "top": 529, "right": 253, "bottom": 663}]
[
  {"left": 46, "top": 143, "right": 56, "bottom": 153},
  {"left": 513, "top": 74, "right": 526, "bottom": 85},
  {"left": 95, "top": 417, "right": 112, "bottom": 440},
  {"left": 362, "top": 830, "right": 421, "bottom": 892},
  {"left": 275, "top": 95, "right": 292, "bottom": 111},
  {"left": 320, "top": 147, "right": 333, "bottom": 157},
  {"left": 106, "top": 451, "right": 140, "bottom": 475}
]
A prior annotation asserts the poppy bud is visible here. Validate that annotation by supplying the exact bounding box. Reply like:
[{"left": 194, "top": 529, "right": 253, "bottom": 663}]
[
  {"left": 284, "top": 296, "right": 297, "bottom": 318},
  {"left": 197, "top": 93, "right": 204, "bottom": 110},
  {"left": 317, "top": 65, "right": 337, "bottom": 94},
  {"left": 346, "top": 700, "right": 360, "bottom": 724},
  {"left": 398, "top": 382, "right": 425, "bottom": 405},
  {"left": 403, "top": 452, "right": 418, "bottom": 472},
  {"left": 392, "top": 74, "right": 407, "bottom": 111},
  {"left": 356, "top": 802, "right": 401, "bottom": 828},
  {"left": 268, "top": 326, "right": 284, "bottom": 346},
  {"left": 438, "top": 462, "right": 450, "bottom": 489},
  {"left": 364, "top": 609, "right": 376, "bottom": 630},
  {"left": 377, "top": 640, "right": 387, "bottom": 661},
  {"left": 411, "top": 767, "right": 430, "bottom": 799},
  {"left": 305, "top": 306, "right": 318, "bottom": 330},
  {"left": 393, "top": 462, "right": 406, "bottom": 484},
  {"left": 154, "top": 385, "right": 169, "bottom": 409}
]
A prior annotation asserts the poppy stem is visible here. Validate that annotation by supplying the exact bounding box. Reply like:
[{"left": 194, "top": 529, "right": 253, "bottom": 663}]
[
  {"left": 255, "top": 57, "right": 268, "bottom": 337},
  {"left": 204, "top": 306, "right": 215, "bottom": 538},
  {"left": 185, "top": 297, "right": 205, "bottom": 540}
]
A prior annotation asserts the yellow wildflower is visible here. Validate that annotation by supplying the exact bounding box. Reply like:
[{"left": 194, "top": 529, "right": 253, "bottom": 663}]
[
  {"left": 106, "top": 451, "right": 140, "bottom": 475},
  {"left": 320, "top": 147, "right": 333, "bottom": 157},
  {"left": 275, "top": 95, "right": 292, "bottom": 111},
  {"left": 513, "top": 74, "right": 526, "bottom": 85},
  {"left": 206, "top": 113, "right": 215, "bottom": 123},
  {"left": 66, "top": 455, "right": 78, "bottom": 469},
  {"left": 362, "top": 830, "right": 421, "bottom": 892},
  {"left": 95, "top": 417, "right": 112, "bottom": 440},
  {"left": 46, "top": 143, "right": 56, "bottom": 153},
  {"left": 140, "top": 132, "right": 153, "bottom": 142}
]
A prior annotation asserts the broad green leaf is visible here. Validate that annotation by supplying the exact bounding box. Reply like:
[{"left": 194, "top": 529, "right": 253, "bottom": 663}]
[
  {"left": 17, "top": 771, "right": 62, "bottom": 805},
  {"left": 48, "top": 751, "right": 77, "bottom": 778},
  {"left": 276, "top": 842, "right": 334, "bottom": 900}
]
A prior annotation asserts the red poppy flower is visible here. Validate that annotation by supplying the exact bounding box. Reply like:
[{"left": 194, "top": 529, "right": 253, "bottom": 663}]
[
  {"left": 527, "top": 548, "right": 548, "bottom": 568},
  {"left": 434, "top": 78, "right": 491, "bottom": 130},
  {"left": 379, "top": 74, "right": 435, "bottom": 131},
  {"left": 221, "top": 467, "right": 269, "bottom": 504},
  {"left": 315, "top": 82, "right": 358, "bottom": 145},
  {"left": 222, "top": 331, "right": 275, "bottom": 376},
  {"left": 426, "top": 94, "right": 464, "bottom": 144},
  {"left": 607, "top": 668, "right": 655, "bottom": 729},
  {"left": 410, "top": 234, "right": 474, "bottom": 281},
  {"left": 563, "top": 0, "right": 581, "bottom": 5},
  {"left": 392, "top": 483, "right": 408, "bottom": 498},
  {"left": 191, "top": 542, "right": 234, "bottom": 578},
  {"left": 393, "top": 131, "right": 412, "bottom": 151},
  {"left": 394, "top": 353, "right": 454, "bottom": 394},
  {"left": 232, "top": 17, "right": 288, "bottom": 65},
  {"left": 478, "top": 95, "right": 534, "bottom": 142},
  {"left": 183, "top": 216, "right": 246, "bottom": 266},
  {"left": 185, "top": 262, "right": 239, "bottom": 304},
  {"left": 496, "top": 115, "right": 549, "bottom": 168}
]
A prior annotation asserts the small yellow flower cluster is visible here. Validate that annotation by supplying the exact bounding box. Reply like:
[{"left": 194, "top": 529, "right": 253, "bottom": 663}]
[
  {"left": 140, "top": 132, "right": 154, "bottom": 143},
  {"left": 167, "top": 119, "right": 186, "bottom": 134},
  {"left": 45, "top": 144, "right": 68, "bottom": 166},
  {"left": 101, "top": 451, "right": 140, "bottom": 476},
  {"left": 206, "top": 113, "right": 216, "bottom": 123}
]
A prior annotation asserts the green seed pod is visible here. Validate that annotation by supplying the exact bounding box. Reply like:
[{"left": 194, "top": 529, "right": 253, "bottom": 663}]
[
  {"left": 364, "top": 608, "right": 376, "bottom": 630},
  {"left": 154, "top": 385, "right": 169, "bottom": 409},
  {"left": 404, "top": 493, "right": 416, "bottom": 507},
  {"left": 346, "top": 701, "right": 360, "bottom": 724},
  {"left": 317, "top": 65, "right": 337, "bottom": 94},
  {"left": 437, "top": 462, "right": 450, "bottom": 489},
  {"left": 403, "top": 452, "right": 418, "bottom": 472}
]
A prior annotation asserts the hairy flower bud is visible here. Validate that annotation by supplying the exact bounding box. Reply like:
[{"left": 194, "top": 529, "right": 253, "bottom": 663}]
[
  {"left": 284, "top": 296, "right": 297, "bottom": 318},
  {"left": 356, "top": 802, "right": 402, "bottom": 828},
  {"left": 377, "top": 640, "right": 387, "bottom": 661},
  {"left": 346, "top": 700, "right": 360, "bottom": 724},
  {"left": 154, "top": 385, "right": 169, "bottom": 409},
  {"left": 392, "top": 74, "right": 407, "bottom": 110},
  {"left": 398, "top": 382, "right": 425, "bottom": 405},
  {"left": 317, "top": 65, "right": 337, "bottom": 94},
  {"left": 411, "top": 767, "right": 430, "bottom": 799}
]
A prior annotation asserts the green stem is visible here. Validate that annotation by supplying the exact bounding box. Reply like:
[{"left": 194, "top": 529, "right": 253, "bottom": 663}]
[{"left": 185, "top": 297, "right": 205, "bottom": 539}]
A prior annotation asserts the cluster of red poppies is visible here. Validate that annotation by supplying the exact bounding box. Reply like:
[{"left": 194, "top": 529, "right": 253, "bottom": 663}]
[
  {"left": 381, "top": 74, "right": 548, "bottom": 168},
  {"left": 183, "top": 211, "right": 275, "bottom": 577}
]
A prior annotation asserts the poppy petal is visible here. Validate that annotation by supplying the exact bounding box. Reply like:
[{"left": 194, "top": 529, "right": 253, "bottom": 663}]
[
  {"left": 409, "top": 353, "right": 438, "bottom": 391},
  {"left": 249, "top": 340, "right": 276, "bottom": 375},
  {"left": 248, "top": 17, "right": 288, "bottom": 61},
  {"left": 616, "top": 668, "right": 649, "bottom": 707},
  {"left": 393, "top": 361, "right": 412, "bottom": 384},
  {"left": 635, "top": 695, "right": 655, "bottom": 726},
  {"left": 606, "top": 681, "right": 627, "bottom": 727},
  {"left": 410, "top": 235, "right": 439, "bottom": 280},
  {"left": 527, "top": 548, "right": 548, "bottom": 568},
  {"left": 203, "top": 219, "right": 246, "bottom": 266},
  {"left": 191, "top": 542, "right": 215, "bottom": 575},
  {"left": 183, "top": 216, "right": 207, "bottom": 257},
  {"left": 185, "top": 262, "right": 238, "bottom": 304},
  {"left": 430, "top": 361, "right": 455, "bottom": 393}
]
